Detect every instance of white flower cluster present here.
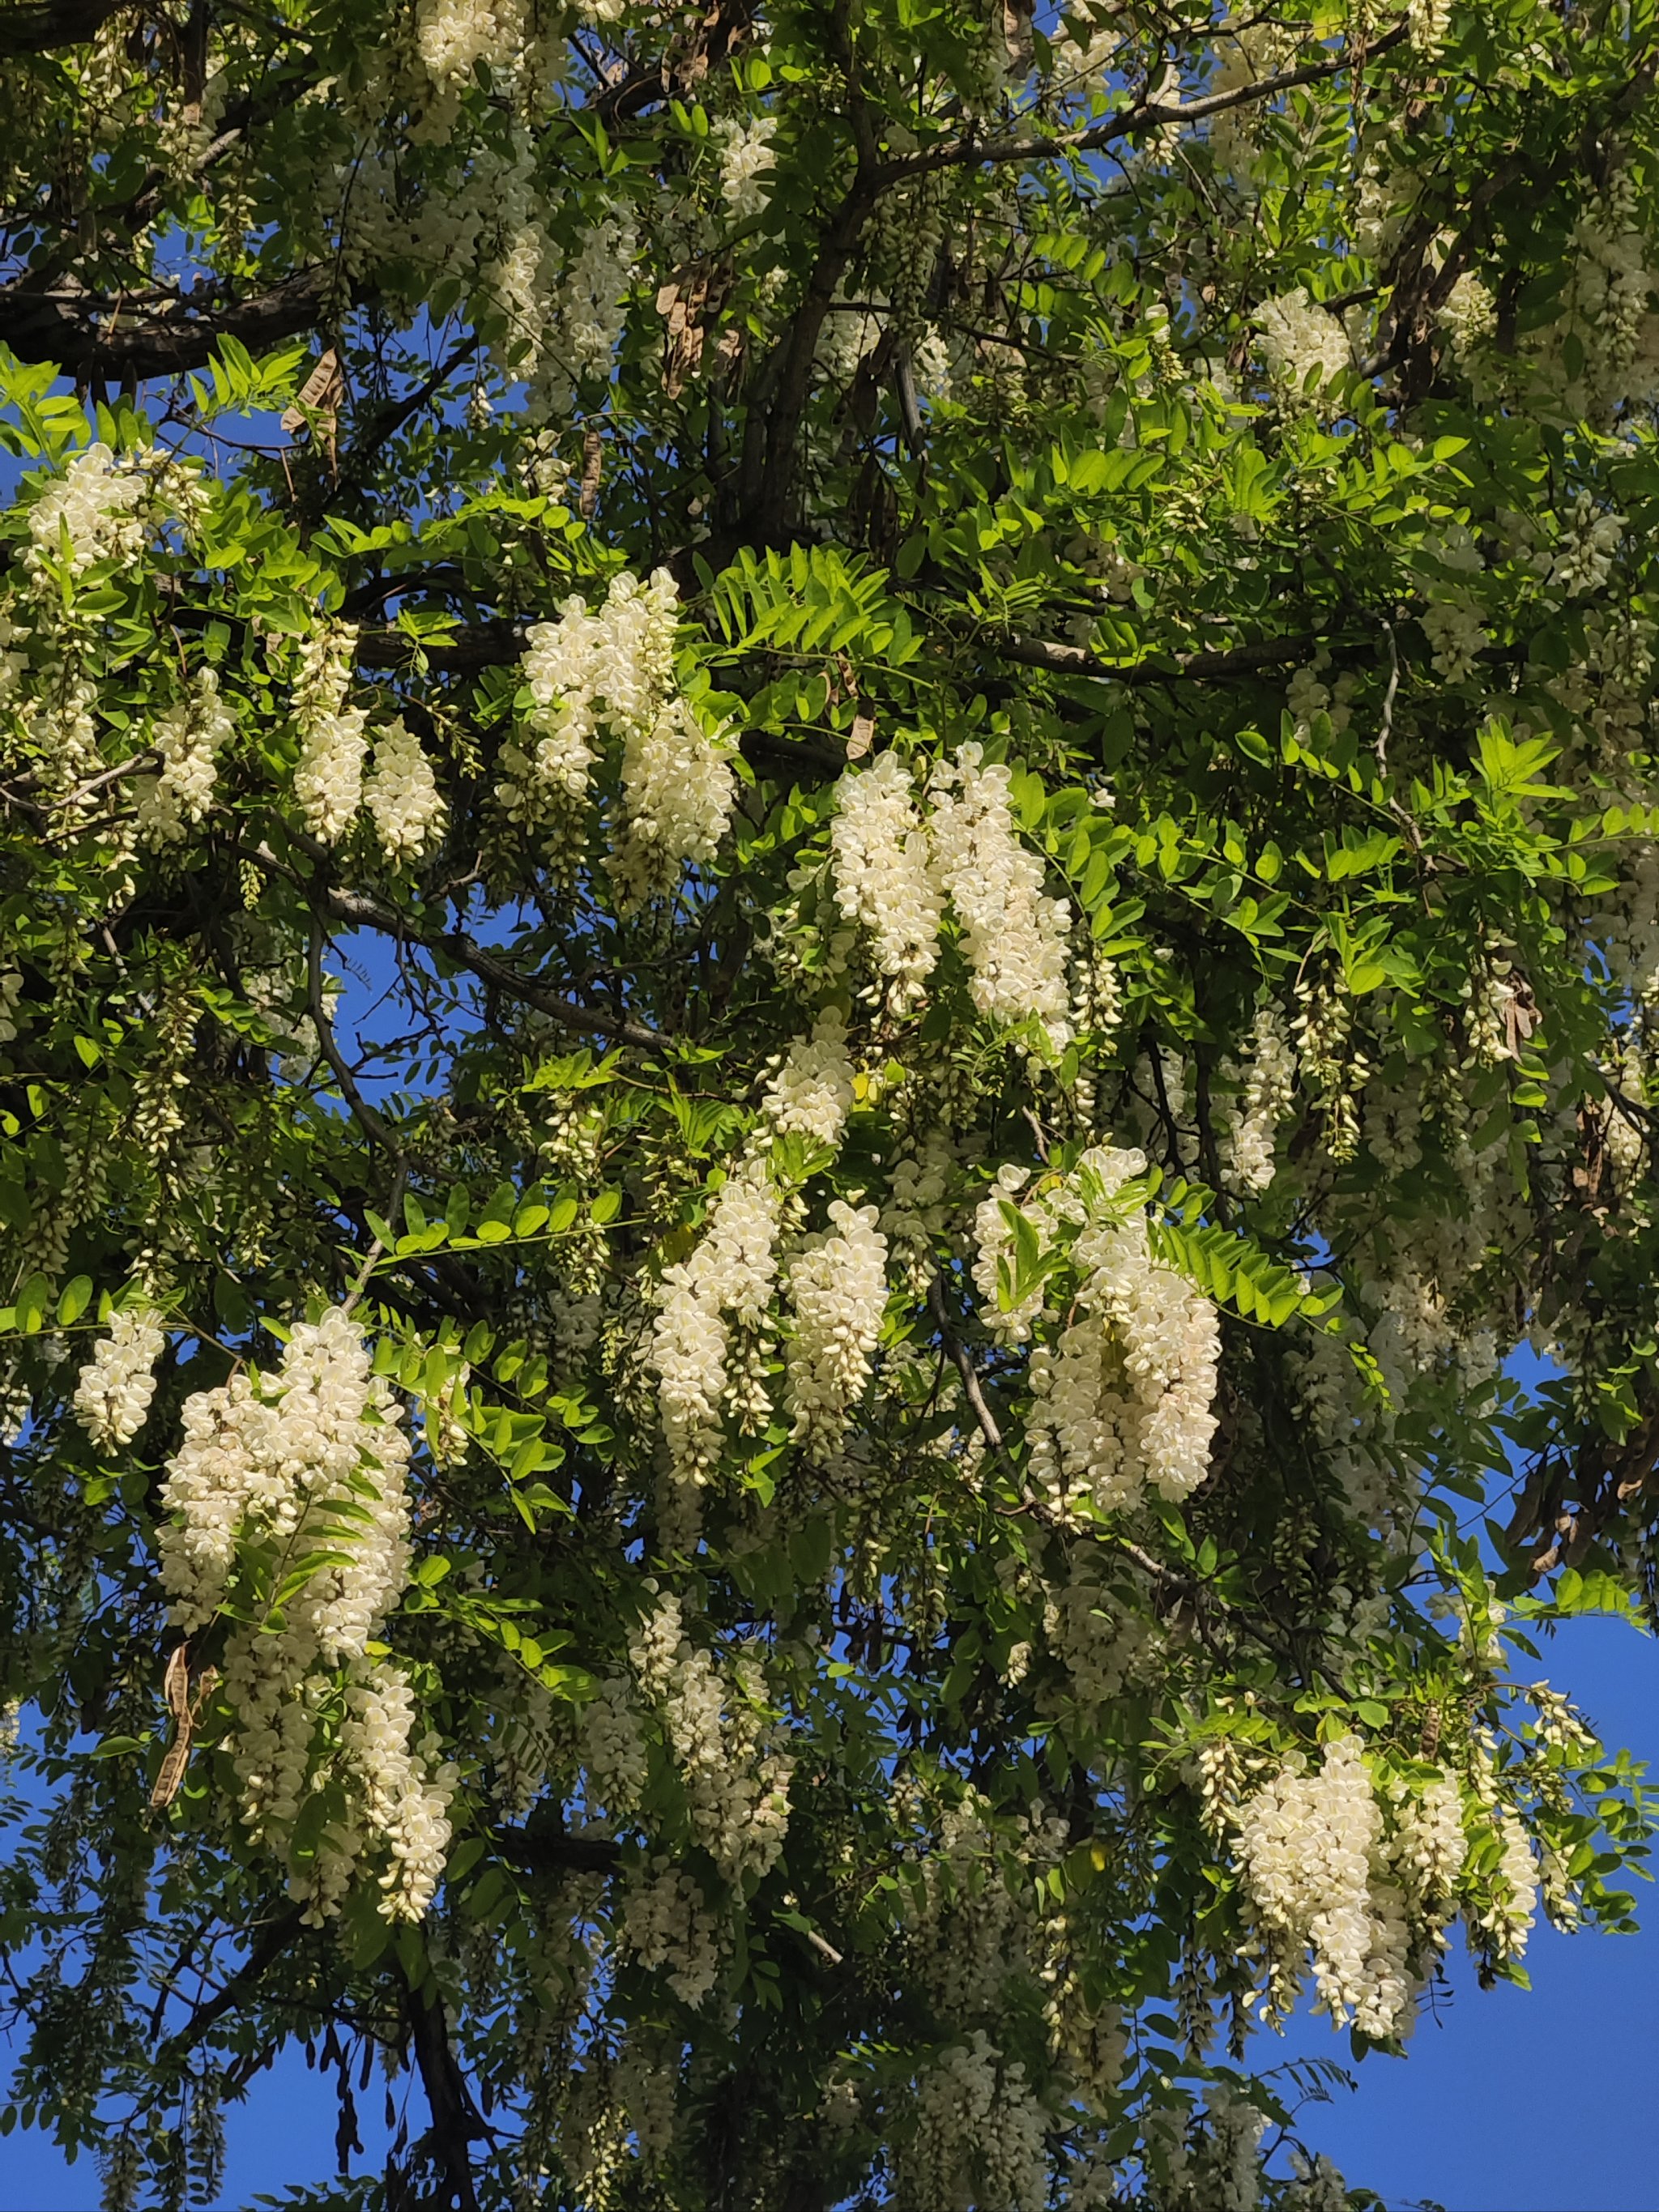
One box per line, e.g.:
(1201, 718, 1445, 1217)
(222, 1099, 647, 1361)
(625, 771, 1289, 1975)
(1235, 1736, 1469, 2039)
(650, 1156, 784, 1481)
(615, 2035, 677, 2166)
(497, 569, 680, 863)
(1256, 289, 1349, 393)
(1439, 271, 1498, 364)
(1206, 19, 1295, 182)
(340, 1664, 457, 1920)
(828, 750, 944, 1003)
(292, 624, 367, 842)
(1548, 492, 1625, 597)
(23, 442, 185, 586)
(972, 1162, 1060, 1346)
(1548, 165, 1659, 417)
(538, 209, 639, 415)
(1283, 2152, 1353, 2212)
(582, 1673, 650, 1813)
(905, 2033, 1047, 2212)
(1222, 1004, 1297, 1194)
(414, 0, 529, 85)
(928, 745, 1072, 1047)
(676, 1651, 791, 1878)
(761, 1007, 855, 1148)
(627, 1596, 793, 1877)
(621, 1857, 727, 2006)
(1235, 1735, 1401, 2032)
(913, 1792, 1055, 2017)
(1421, 591, 1488, 683)
(365, 716, 446, 863)
(134, 668, 233, 846)
(815, 285, 889, 385)
(1163, 2084, 1269, 2212)
(1396, 1775, 1467, 1907)
(72, 1306, 165, 1449)
(159, 1309, 452, 1921)
(1469, 1811, 1538, 1964)
(999, 1147, 1220, 1514)
(611, 696, 736, 906)
(785, 1200, 889, 1456)
(1407, 0, 1453, 46)
(716, 113, 778, 223)
(159, 1307, 409, 1652)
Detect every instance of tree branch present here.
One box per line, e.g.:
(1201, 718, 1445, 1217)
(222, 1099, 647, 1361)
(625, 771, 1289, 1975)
(996, 631, 1320, 684)
(307, 913, 399, 1154)
(491, 1825, 622, 1876)
(881, 21, 1410, 185)
(156, 1906, 307, 2066)
(0, 0, 128, 56)
(0, 265, 340, 380)
(403, 1971, 485, 2212)
(928, 1272, 1017, 1478)
(249, 842, 667, 1051)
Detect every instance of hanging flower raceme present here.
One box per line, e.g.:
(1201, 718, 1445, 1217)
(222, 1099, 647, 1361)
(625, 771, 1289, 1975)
(785, 1200, 889, 1457)
(761, 1008, 856, 1150)
(292, 624, 367, 843)
(627, 1595, 793, 1882)
(1232, 1736, 1475, 2041)
(1256, 288, 1349, 393)
(829, 750, 943, 1003)
(611, 695, 736, 906)
(496, 567, 680, 871)
(1221, 1004, 1298, 1196)
(650, 1156, 786, 1484)
(928, 745, 1073, 1049)
(73, 1306, 165, 1449)
(975, 1146, 1220, 1514)
(157, 1306, 410, 1651)
(23, 442, 200, 595)
(134, 667, 233, 847)
(156, 1308, 453, 1922)
(365, 714, 446, 864)
(716, 114, 778, 223)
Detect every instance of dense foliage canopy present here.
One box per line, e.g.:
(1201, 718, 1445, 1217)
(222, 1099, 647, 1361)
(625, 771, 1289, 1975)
(3, 0, 1659, 2206)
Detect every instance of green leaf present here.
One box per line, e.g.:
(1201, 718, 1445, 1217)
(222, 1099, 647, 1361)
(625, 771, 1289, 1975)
(15, 1274, 49, 1334)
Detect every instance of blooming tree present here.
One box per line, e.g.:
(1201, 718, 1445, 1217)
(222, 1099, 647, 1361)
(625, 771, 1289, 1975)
(2, 2, 1658, 2208)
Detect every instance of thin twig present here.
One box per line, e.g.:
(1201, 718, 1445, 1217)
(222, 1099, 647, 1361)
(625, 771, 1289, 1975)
(306, 915, 397, 1154)
(927, 1272, 1015, 1475)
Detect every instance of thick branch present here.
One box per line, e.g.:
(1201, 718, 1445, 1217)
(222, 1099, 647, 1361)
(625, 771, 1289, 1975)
(354, 620, 525, 673)
(996, 632, 1320, 684)
(491, 1825, 623, 1876)
(0, 266, 339, 379)
(589, 0, 760, 126)
(0, 0, 127, 55)
(403, 1973, 484, 2212)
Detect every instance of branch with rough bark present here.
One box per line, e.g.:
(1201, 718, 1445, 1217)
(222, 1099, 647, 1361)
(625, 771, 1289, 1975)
(403, 1970, 486, 2212)
(996, 632, 1324, 684)
(0, 266, 343, 381)
(0, 0, 128, 56)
